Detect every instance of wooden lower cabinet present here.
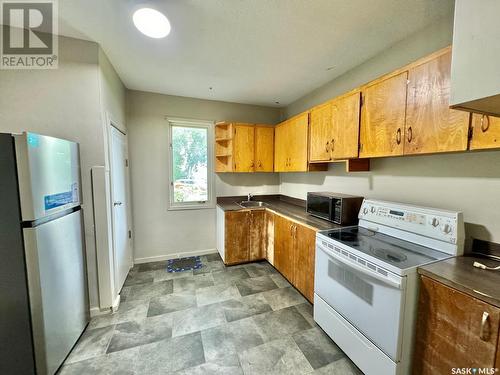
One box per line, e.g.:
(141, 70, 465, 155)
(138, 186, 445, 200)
(222, 209, 316, 303)
(273, 213, 316, 303)
(413, 275, 500, 374)
(248, 210, 266, 261)
(293, 224, 316, 303)
(265, 210, 275, 266)
(224, 211, 250, 264)
(224, 210, 266, 265)
(274, 214, 295, 282)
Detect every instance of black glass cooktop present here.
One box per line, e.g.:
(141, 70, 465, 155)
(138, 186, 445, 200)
(322, 226, 450, 271)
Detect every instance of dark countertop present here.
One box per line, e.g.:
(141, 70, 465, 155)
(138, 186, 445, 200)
(217, 195, 343, 231)
(418, 255, 500, 308)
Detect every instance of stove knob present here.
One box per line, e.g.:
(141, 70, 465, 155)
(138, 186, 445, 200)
(442, 224, 452, 234)
(363, 207, 369, 215)
(430, 218, 440, 227)
(370, 206, 376, 214)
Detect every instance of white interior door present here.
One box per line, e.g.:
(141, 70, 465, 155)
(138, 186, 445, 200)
(110, 126, 132, 292)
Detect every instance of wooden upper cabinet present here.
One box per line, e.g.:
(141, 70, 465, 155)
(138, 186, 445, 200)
(470, 114, 500, 150)
(310, 102, 334, 162)
(414, 275, 500, 374)
(215, 122, 234, 173)
(309, 91, 361, 162)
(254, 125, 274, 172)
(360, 72, 408, 158)
(215, 122, 274, 173)
(288, 112, 309, 171)
(224, 211, 250, 265)
(274, 122, 288, 172)
(233, 124, 255, 172)
(293, 224, 316, 303)
(405, 49, 470, 155)
(274, 112, 309, 172)
(332, 92, 361, 159)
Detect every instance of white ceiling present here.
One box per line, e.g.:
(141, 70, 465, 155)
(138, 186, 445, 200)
(58, 0, 454, 107)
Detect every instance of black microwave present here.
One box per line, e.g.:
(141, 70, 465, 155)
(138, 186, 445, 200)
(306, 192, 364, 225)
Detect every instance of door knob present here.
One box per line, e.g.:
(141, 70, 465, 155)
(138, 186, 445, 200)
(114, 201, 123, 206)
(481, 115, 490, 133)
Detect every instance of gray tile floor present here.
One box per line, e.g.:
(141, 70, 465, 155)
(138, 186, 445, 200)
(60, 254, 363, 374)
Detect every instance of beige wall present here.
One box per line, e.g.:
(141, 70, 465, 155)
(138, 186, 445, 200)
(0, 36, 103, 309)
(0, 35, 127, 312)
(285, 16, 454, 118)
(280, 16, 500, 245)
(98, 48, 127, 130)
(280, 152, 500, 245)
(127, 90, 281, 262)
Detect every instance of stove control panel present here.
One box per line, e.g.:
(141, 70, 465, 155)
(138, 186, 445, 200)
(359, 199, 464, 247)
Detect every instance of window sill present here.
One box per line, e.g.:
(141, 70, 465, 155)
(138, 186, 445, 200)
(167, 202, 216, 211)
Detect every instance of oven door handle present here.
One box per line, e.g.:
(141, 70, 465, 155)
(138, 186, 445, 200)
(319, 244, 404, 290)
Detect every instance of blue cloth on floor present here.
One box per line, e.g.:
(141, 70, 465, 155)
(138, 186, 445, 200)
(167, 256, 202, 272)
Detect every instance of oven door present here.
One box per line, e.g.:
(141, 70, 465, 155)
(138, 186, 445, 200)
(306, 194, 332, 221)
(315, 240, 406, 361)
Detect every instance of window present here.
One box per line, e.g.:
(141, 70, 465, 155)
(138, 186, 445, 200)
(167, 118, 214, 210)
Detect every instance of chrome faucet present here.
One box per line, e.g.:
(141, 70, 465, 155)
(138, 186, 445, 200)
(247, 193, 254, 201)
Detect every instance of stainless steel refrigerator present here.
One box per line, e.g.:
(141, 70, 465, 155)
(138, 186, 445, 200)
(0, 132, 89, 375)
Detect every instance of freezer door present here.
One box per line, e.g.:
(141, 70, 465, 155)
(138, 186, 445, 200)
(15, 132, 81, 221)
(23, 210, 89, 375)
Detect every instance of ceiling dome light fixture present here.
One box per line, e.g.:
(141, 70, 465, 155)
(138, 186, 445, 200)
(133, 8, 171, 38)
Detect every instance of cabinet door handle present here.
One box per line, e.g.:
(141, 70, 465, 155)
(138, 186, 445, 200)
(326, 141, 330, 153)
(407, 127, 413, 143)
(331, 139, 335, 152)
(481, 115, 490, 133)
(480, 311, 490, 341)
(396, 128, 402, 145)
(289, 224, 293, 235)
(294, 225, 297, 238)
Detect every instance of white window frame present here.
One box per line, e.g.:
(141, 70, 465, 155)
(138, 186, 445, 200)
(166, 117, 215, 211)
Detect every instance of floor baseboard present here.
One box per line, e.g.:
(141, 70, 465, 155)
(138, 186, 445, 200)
(89, 306, 112, 318)
(133, 248, 218, 264)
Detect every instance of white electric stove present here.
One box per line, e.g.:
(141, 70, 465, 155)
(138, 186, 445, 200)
(313, 199, 464, 375)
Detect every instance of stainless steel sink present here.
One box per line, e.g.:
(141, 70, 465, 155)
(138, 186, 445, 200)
(239, 201, 268, 208)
